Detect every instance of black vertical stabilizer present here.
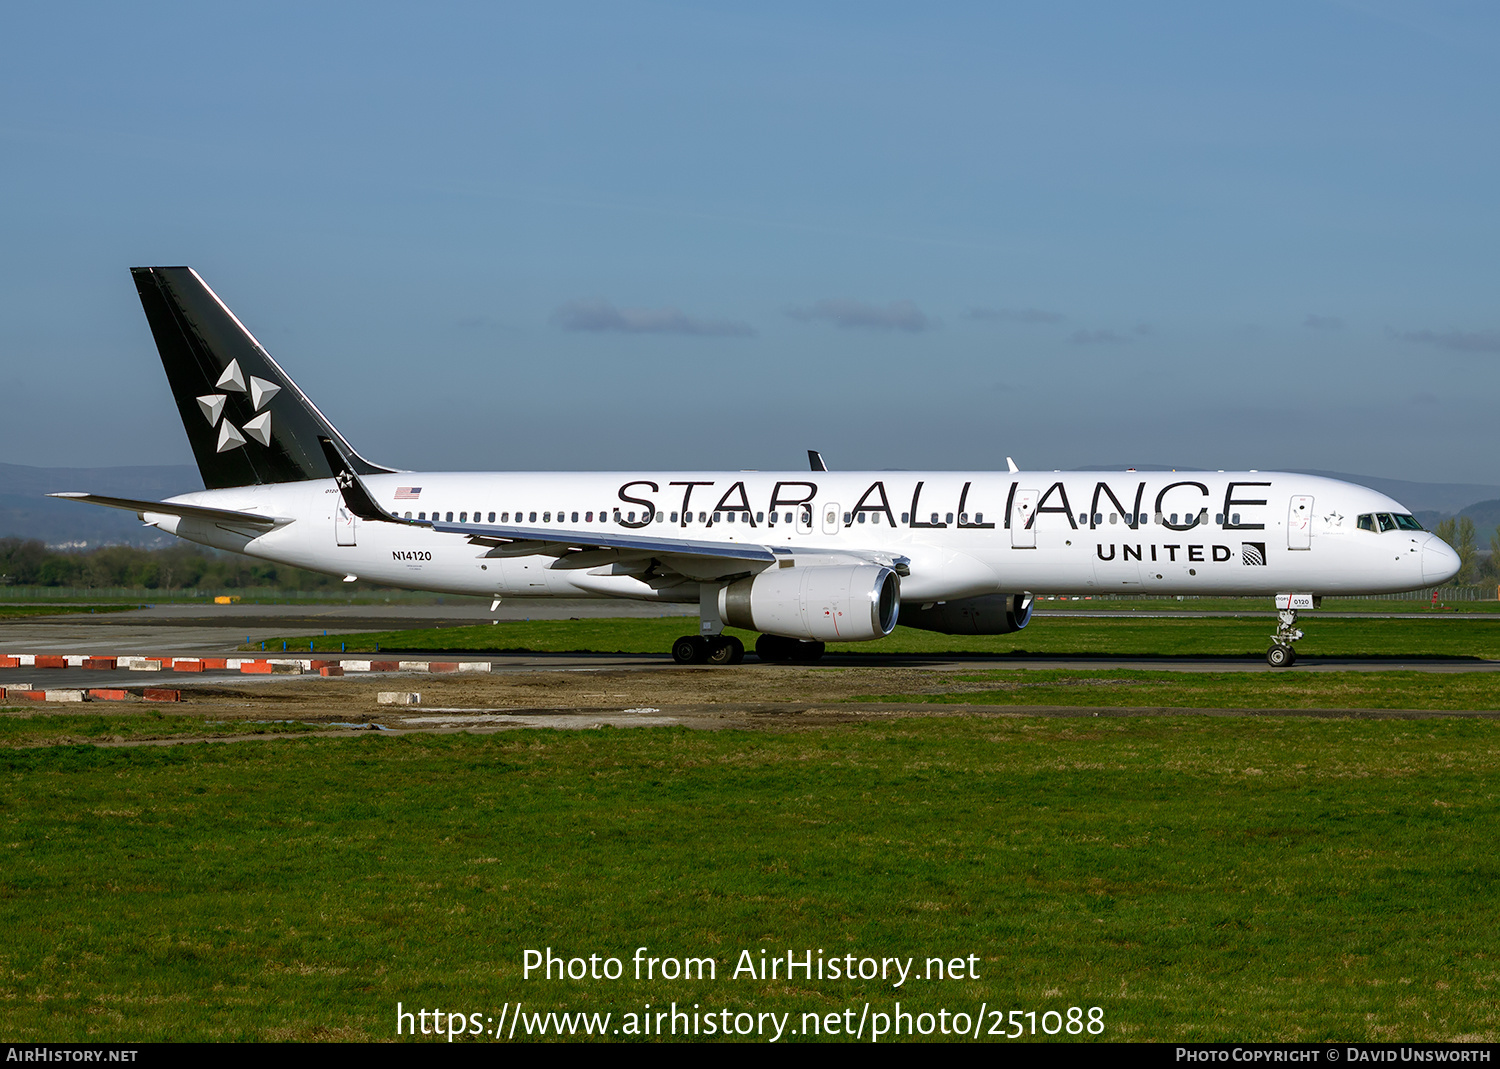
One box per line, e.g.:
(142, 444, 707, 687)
(131, 267, 394, 489)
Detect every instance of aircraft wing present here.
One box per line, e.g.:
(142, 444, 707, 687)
(430, 517, 779, 564)
(432, 518, 910, 580)
(48, 493, 290, 529)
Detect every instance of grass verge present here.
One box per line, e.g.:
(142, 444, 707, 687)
(854, 668, 1500, 711)
(250, 615, 1500, 660)
(0, 711, 332, 747)
(1, 718, 1497, 1041)
(0, 604, 137, 619)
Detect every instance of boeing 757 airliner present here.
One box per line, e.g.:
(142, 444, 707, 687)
(54, 268, 1461, 667)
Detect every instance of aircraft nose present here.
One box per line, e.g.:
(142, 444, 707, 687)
(1422, 535, 1461, 586)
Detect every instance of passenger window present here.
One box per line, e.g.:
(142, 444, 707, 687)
(529, 512, 537, 523)
(670, 511, 678, 523)
(418, 512, 426, 520)
(756, 512, 764, 523)
(1231, 513, 1240, 525)
(856, 513, 866, 523)
(1109, 513, 1118, 525)
(1093, 513, 1102, 525)
(930, 513, 940, 524)
(714, 512, 722, 523)
(487, 512, 495, 522)
(700, 512, 707, 523)
(1170, 513, 1178, 525)
(901, 512, 910, 524)
(945, 513, 954, 524)
(843, 512, 851, 524)
(404, 511, 412, 519)
(975, 512, 984, 523)
(1078, 513, 1087, 524)
(571, 512, 579, 522)
(727, 512, 735, 524)
(586, 512, 593, 522)
(742, 512, 750, 523)
(543, 512, 551, 523)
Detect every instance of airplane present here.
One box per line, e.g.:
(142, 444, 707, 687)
(53, 267, 1462, 668)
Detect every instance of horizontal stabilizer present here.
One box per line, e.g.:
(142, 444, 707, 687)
(48, 493, 288, 529)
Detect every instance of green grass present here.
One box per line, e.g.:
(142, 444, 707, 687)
(0, 604, 136, 619)
(856, 669, 1500, 711)
(255, 615, 1500, 659)
(1036, 596, 1500, 613)
(1, 718, 1498, 1042)
(0, 711, 330, 747)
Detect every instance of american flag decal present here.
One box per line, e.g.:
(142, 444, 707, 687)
(395, 487, 422, 500)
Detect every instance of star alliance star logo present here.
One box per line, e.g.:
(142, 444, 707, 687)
(196, 359, 280, 453)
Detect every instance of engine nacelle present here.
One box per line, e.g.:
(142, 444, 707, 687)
(720, 564, 900, 642)
(901, 593, 1033, 635)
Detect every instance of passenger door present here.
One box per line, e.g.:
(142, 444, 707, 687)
(1288, 495, 1313, 550)
(1011, 490, 1038, 548)
(335, 505, 357, 547)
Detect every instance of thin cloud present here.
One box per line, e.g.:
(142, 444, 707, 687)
(786, 298, 930, 332)
(1392, 328, 1500, 354)
(965, 306, 1066, 325)
(552, 299, 756, 337)
(1304, 314, 1344, 330)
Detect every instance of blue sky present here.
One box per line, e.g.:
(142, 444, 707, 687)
(2, 1, 1498, 482)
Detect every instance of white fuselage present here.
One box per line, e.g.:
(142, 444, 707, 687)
(149, 469, 1460, 604)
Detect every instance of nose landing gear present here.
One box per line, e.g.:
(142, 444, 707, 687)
(1267, 607, 1304, 667)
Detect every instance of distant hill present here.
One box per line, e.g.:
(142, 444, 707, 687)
(0, 463, 202, 547)
(1289, 471, 1500, 516)
(1076, 464, 1500, 517)
(1458, 500, 1500, 540)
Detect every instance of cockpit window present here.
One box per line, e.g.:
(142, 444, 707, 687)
(1394, 514, 1423, 531)
(1357, 514, 1375, 532)
(1377, 513, 1397, 532)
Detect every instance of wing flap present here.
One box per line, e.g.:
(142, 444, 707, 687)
(430, 518, 777, 564)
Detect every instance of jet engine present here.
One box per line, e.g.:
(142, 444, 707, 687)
(901, 593, 1033, 635)
(719, 564, 900, 642)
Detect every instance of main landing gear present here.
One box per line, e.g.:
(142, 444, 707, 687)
(670, 582, 824, 666)
(1266, 607, 1305, 668)
(671, 634, 745, 665)
(668, 633, 827, 665)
